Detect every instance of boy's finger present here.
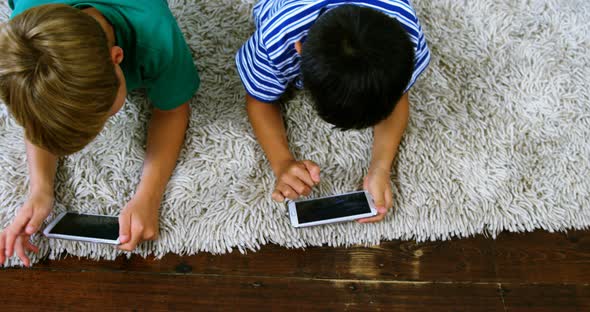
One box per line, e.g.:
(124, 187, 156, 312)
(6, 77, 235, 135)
(4, 229, 18, 258)
(283, 176, 310, 196)
(9, 211, 31, 234)
(363, 176, 369, 190)
(25, 237, 39, 253)
(371, 189, 386, 211)
(301, 186, 312, 197)
(384, 189, 393, 210)
(291, 166, 315, 188)
(119, 238, 138, 252)
(302, 161, 321, 183)
(0, 232, 6, 264)
(120, 220, 143, 251)
(26, 242, 39, 253)
(15, 239, 30, 267)
(271, 190, 285, 202)
(25, 212, 47, 235)
(120, 235, 141, 251)
(277, 184, 298, 201)
(357, 213, 386, 224)
(118, 213, 131, 244)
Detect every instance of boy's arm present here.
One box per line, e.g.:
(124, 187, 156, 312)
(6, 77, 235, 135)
(118, 102, 190, 251)
(246, 95, 320, 202)
(0, 140, 56, 266)
(359, 93, 410, 223)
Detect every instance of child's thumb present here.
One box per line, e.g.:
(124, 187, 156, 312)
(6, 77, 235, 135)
(303, 160, 321, 182)
(25, 214, 45, 235)
(118, 214, 131, 243)
(371, 192, 386, 212)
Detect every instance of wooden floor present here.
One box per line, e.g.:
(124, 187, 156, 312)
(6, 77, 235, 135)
(2, 230, 590, 311)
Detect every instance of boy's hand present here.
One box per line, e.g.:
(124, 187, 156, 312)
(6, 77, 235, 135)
(0, 234, 39, 268)
(358, 168, 392, 223)
(118, 195, 160, 251)
(272, 160, 321, 202)
(0, 192, 53, 266)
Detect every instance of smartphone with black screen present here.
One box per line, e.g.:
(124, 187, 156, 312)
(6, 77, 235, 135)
(43, 212, 120, 245)
(287, 191, 378, 227)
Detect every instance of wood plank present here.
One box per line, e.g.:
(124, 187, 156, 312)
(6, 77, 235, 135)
(28, 231, 590, 283)
(501, 284, 590, 312)
(493, 230, 590, 283)
(19, 230, 590, 284)
(0, 270, 504, 311)
(30, 235, 497, 282)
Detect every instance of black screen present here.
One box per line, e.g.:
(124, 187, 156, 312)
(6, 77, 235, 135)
(295, 191, 371, 224)
(49, 213, 119, 240)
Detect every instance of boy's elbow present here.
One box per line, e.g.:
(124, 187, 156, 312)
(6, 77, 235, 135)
(178, 102, 191, 117)
(155, 102, 190, 115)
(245, 93, 261, 112)
(177, 103, 191, 125)
(245, 93, 259, 107)
(153, 102, 191, 126)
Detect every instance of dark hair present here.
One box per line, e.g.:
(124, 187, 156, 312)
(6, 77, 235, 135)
(301, 5, 415, 130)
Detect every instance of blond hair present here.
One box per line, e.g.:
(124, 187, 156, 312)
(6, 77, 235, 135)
(0, 4, 119, 156)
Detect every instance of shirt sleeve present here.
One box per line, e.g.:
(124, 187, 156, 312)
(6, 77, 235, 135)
(235, 29, 287, 103)
(404, 20, 431, 93)
(144, 21, 200, 110)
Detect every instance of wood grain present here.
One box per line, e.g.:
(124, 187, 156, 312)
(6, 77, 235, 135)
(30, 236, 497, 281)
(3, 230, 590, 311)
(0, 270, 503, 311)
(28, 230, 590, 284)
(493, 231, 590, 283)
(501, 284, 590, 312)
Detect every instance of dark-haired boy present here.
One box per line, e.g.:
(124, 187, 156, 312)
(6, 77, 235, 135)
(236, 0, 430, 223)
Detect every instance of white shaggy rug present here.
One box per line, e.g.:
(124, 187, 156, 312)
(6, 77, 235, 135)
(1, 0, 589, 267)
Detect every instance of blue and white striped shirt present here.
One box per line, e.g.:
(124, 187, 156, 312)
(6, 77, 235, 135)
(235, 0, 431, 103)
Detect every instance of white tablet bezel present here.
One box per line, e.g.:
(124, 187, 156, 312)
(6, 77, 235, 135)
(288, 190, 378, 228)
(43, 212, 121, 245)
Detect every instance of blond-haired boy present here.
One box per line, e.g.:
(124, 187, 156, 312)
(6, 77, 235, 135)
(0, 1, 200, 266)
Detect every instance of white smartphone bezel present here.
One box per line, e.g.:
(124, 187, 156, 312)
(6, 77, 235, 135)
(287, 190, 378, 228)
(43, 212, 121, 245)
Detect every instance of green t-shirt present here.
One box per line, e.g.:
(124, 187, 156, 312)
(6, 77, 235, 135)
(9, 0, 200, 110)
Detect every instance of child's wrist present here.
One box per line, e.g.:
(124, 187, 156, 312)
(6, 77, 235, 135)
(27, 189, 54, 206)
(270, 156, 296, 176)
(368, 162, 392, 174)
(29, 182, 54, 198)
(134, 187, 163, 209)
